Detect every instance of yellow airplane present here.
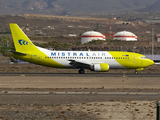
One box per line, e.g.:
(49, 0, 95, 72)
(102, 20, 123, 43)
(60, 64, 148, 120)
(9, 23, 154, 74)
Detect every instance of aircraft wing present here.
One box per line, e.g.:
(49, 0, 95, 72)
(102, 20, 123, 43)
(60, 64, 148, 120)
(68, 59, 106, 69)
(68, 60, 92, 69)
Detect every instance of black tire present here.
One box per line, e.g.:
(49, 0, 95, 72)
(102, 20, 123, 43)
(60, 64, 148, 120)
(135, 71, 138, 74)
(78, 70, 85, 74)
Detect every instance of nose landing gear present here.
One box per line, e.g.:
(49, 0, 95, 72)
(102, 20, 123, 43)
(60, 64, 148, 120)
(135, 71, 138, 74)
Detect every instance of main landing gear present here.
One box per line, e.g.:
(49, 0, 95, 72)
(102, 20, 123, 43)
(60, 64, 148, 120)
(135, 71, 138, 74)
(78, 68, 85, 74)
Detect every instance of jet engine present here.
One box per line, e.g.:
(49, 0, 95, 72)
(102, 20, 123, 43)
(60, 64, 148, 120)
(93, 63, 109, 72)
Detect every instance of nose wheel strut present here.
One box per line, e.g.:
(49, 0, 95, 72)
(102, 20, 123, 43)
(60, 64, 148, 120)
(135, 71, 138, 74)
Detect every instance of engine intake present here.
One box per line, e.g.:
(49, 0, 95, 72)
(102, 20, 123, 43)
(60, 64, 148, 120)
(93, 63, 109, 72)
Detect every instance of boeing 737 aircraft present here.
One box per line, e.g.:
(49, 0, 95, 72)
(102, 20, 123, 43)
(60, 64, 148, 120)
(9, 23, 154, 74)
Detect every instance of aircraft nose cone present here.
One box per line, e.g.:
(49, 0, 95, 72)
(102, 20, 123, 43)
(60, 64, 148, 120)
(147, 59, 154, 66)
(150, 60, 154, 65)
(143, 59, 154, 67)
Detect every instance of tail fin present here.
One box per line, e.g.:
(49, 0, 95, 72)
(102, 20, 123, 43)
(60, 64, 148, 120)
(10, 23, 38, 53)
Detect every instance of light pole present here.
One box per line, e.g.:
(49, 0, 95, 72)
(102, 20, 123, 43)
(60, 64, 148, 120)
(152, 27, 154, 60)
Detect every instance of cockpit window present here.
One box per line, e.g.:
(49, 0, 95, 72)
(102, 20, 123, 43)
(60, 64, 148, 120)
(141, 56, 147, 59)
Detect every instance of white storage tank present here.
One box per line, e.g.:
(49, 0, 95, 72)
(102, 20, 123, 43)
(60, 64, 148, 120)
(157, 34, 160, 42)
(81, 31, 106, 44)
(114, 31, 137, 41)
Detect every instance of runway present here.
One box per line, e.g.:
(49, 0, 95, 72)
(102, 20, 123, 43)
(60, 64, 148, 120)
(1, 90, 160, 96)
(0, 73, 160, 77)
(1, 84, 160, 101)
(0, 73, 160, 119)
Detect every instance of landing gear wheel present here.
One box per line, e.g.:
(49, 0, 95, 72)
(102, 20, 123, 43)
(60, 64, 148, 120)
(135, 71, 138, 74)
(78, 69, 85, 74)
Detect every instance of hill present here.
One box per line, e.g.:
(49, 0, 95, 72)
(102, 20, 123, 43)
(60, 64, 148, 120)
(0, 0, 157, 15)
(141, 0, 160, 12)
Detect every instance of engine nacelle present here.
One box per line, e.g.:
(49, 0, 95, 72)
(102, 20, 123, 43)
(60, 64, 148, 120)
(93, 63, 109, 72)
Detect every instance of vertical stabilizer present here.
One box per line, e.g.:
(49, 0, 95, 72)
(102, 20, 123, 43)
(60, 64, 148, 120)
(10, 23, 38, 53)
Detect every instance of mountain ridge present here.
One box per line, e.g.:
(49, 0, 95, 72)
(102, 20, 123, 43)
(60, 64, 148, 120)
(0, 0, 158, 15)
(141, 0, 160, 12)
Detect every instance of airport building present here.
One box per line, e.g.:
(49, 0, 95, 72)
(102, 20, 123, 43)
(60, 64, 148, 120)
(81, 31, 106, 44)
(114, 31, 137, 41)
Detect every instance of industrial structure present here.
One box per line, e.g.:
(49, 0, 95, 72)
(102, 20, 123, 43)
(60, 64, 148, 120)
(114, 31, 137, 41)
(157, 34, 160, 42)
(81, 31, 106, 44)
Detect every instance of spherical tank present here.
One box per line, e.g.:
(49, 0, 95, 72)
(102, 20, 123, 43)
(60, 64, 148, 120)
(157, 34, 160, 42)
(81, 31, 106, 44)
(114, 31, 137, 41)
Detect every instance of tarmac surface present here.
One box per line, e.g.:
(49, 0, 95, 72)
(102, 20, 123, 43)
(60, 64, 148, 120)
(0, 73, 160, 77)
(0, 75, 160, 119)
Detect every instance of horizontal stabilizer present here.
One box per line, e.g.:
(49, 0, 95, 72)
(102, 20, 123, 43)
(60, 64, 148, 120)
(8, 50, 27, 55)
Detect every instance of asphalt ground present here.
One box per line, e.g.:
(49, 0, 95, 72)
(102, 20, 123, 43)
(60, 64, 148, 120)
(0, 73, 160, 77)
(0, 75, 160, 119)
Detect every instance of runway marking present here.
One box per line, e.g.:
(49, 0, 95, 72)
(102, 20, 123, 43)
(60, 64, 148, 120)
(0, 73, 160, 77)
(1, 91, 160, 95)
(21, 75, 26, 77)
